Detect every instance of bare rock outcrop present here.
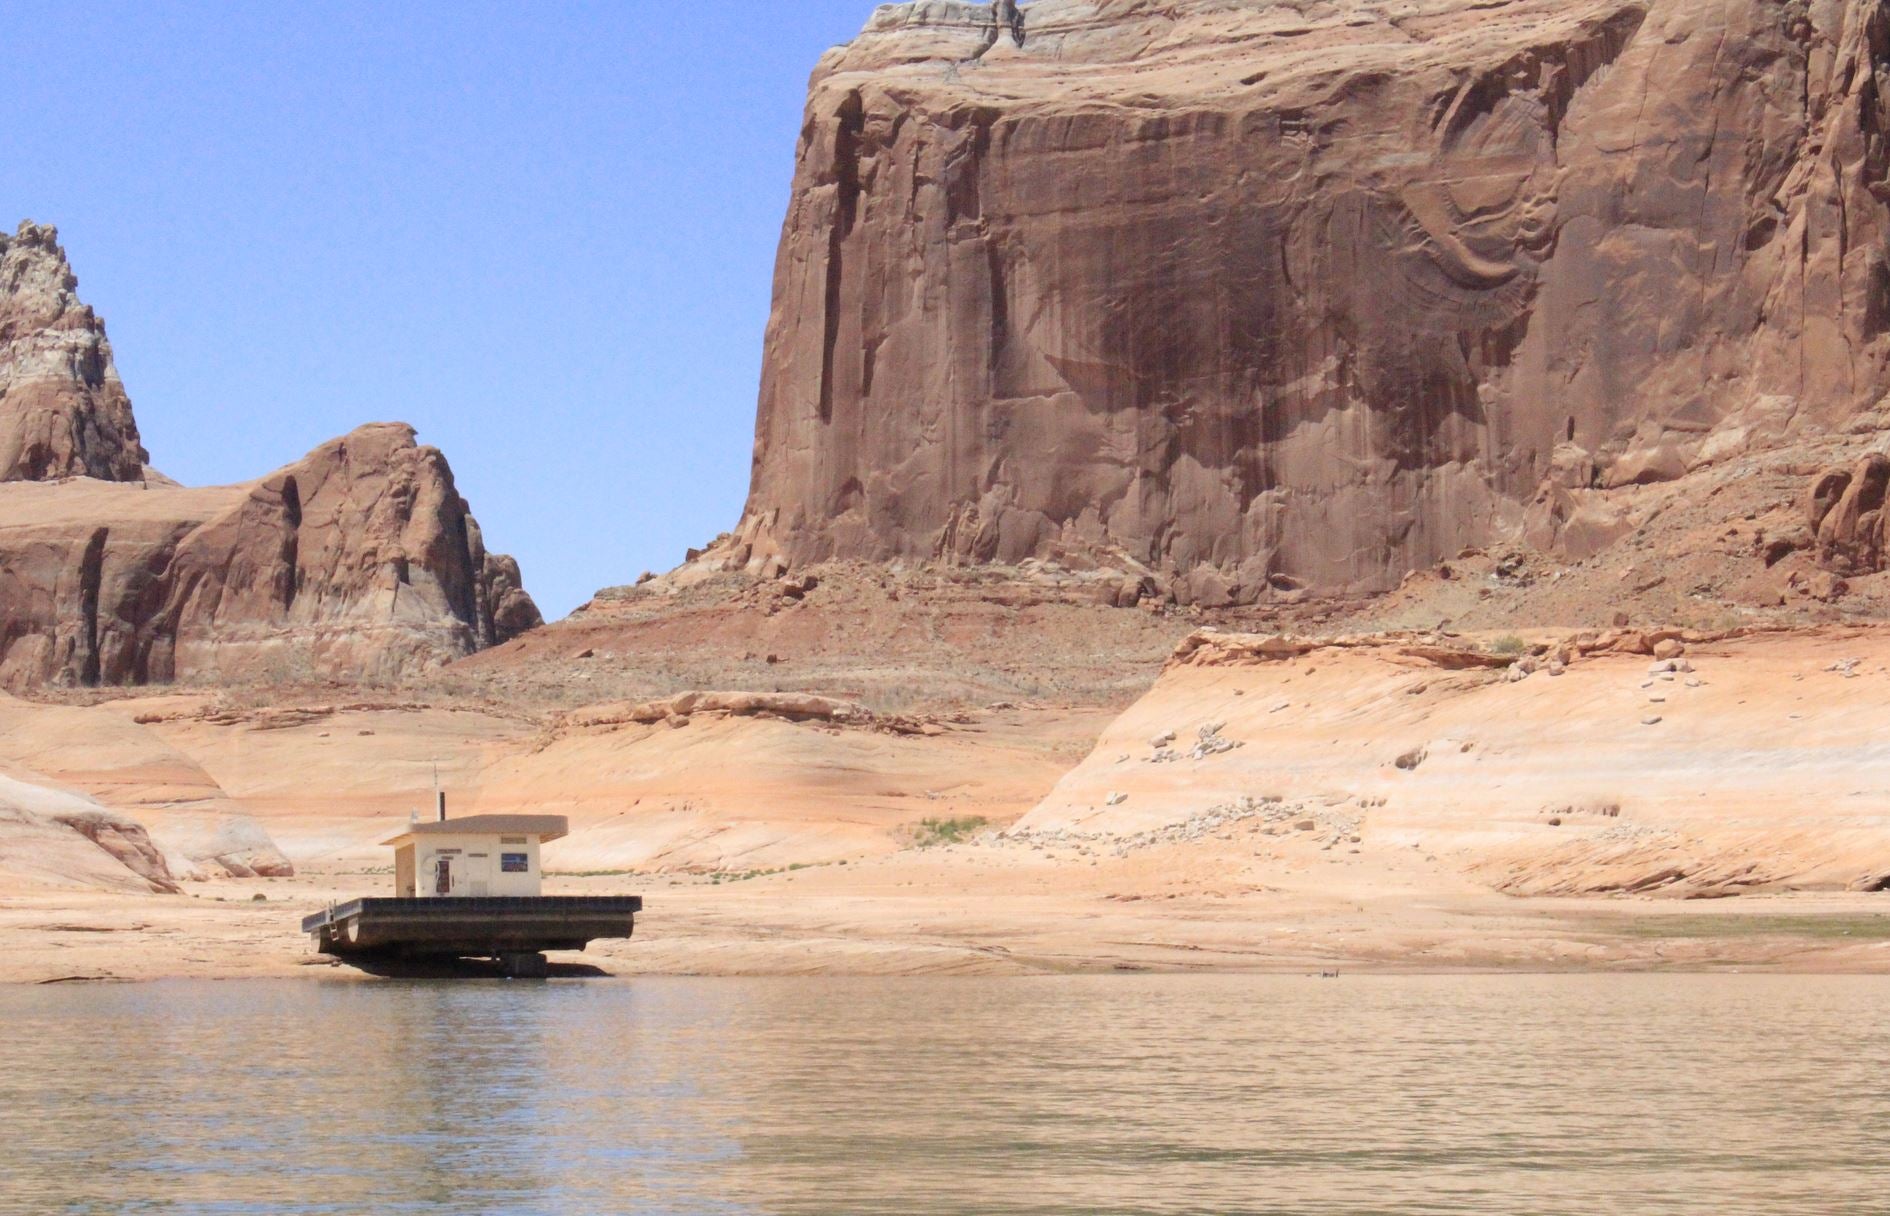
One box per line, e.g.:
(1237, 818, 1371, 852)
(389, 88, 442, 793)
(1807, 452, 1890, 574)
(50, 805, 180, 892)
(0, 221, 147, 482)
(567, 689, 869, 730)
(1020, 624, 1890, 897)
(0, 773, 178, 894)
(161, 422, 543, 676)
(735, 0, 1890, 603)
(0, 222, 540, 689)
(0, 423, 542, 688)
(0, 692, 294, 878)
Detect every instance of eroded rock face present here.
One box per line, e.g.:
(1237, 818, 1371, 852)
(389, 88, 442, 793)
(0, 773, 179, 894)
(162, 422, 544, 679)
(0, 692, 296, 879)
(1807, 452, 1890, 573)
(0, 423, 543, 688)
(0, 221, 540, 689)
(0, 221, 147, 483)
(52, 806, 181, 893)
(737, 0, 1890, 603)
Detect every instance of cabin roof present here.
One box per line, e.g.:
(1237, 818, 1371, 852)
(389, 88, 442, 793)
(382, 814, 569, 846)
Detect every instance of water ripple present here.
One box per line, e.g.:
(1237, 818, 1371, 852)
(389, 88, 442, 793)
(0, 975, 1885, 1215)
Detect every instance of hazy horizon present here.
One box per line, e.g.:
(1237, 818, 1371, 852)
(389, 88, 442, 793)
(3, 0, 889, 618)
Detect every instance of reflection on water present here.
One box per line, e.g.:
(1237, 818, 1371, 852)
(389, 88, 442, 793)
(1, 975, 1886, 1214)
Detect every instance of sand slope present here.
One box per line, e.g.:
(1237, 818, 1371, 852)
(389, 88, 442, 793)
(463, 701, 1112, 871)
(1019, 629, 1890, 898)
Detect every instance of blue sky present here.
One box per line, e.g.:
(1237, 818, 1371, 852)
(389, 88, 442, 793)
(1, 0, 884, 618)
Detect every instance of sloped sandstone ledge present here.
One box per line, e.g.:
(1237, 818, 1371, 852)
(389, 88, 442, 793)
(0, 773, 178, 895)
(553, 689, 957, 742)
(1021, 623, 1890, 899)
(0, 693, 294, 879)
(1165, 623, 1768, 672)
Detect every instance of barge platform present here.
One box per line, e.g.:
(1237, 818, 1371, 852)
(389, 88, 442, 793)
(303, 896, 641, 977)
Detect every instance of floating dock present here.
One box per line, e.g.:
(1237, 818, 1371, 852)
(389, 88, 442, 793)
(303, 895, 641, 977)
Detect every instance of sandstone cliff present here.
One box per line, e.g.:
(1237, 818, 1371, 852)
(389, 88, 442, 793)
(0, 222, 147, 482)
(0, 423, 542, 688)
(735, 0, 1890, 604)
(0, 222, 541, 688)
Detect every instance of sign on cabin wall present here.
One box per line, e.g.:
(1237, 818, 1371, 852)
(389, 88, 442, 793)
(501, 853, 529, 873)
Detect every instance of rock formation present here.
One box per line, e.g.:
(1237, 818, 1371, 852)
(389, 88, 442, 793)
(735, 0, 1890, 604)
(1808, 452, 1890, 574)
(0, 222, 541, 688)
(0, 773, 179, 894)
(1019, 626, 1890, 897)
(0, 222, 147, 482)
(0, 690, 294, 878)
(975, 0, 1025, 58)
(0, 423, 543, 688)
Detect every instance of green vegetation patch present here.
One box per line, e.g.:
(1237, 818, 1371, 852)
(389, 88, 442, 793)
(712, 862, 818, 884)
(906, 816, 990, 848)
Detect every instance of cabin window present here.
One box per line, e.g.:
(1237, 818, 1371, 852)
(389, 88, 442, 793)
(501, 836, 527, 844)
(501, 853, 530, 873)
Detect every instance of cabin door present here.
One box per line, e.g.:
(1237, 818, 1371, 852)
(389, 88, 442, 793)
(395, 844, 416, 898)
(465, 853, 490, 897)
(434, 855, 453, 896)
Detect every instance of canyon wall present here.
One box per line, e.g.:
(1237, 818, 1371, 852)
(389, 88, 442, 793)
(0, 224, 540, 688)
(735, 0, 1890, 603)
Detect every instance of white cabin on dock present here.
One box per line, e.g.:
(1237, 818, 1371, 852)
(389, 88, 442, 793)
(382, 814, 568, 899)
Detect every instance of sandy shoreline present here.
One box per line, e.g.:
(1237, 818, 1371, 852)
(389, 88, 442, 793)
(7, 856, 1889, 984)
(10, 627, 1890, 986)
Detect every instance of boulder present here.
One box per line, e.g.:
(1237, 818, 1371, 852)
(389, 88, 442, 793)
(1809, 453, 1890, 574)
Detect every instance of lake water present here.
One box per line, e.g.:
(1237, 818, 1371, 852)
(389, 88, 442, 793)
(1, 975, 1885, 1215)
